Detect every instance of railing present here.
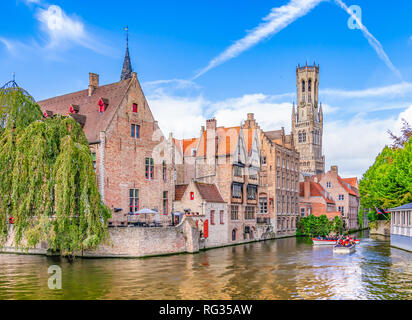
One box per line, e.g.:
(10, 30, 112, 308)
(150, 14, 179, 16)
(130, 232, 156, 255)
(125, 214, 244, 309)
(257, 217, 271, 224)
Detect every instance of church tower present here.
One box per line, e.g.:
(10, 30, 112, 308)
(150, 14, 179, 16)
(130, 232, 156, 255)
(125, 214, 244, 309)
(292, 62, 325, 176)
(121, 27, 133, 81)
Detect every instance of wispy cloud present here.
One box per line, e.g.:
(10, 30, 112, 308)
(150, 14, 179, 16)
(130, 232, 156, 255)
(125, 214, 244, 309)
(1, 3, 114, 58)
(193, 0, 325, 79)
(334, 0, 402, 80)
(320, 82, 412, 98)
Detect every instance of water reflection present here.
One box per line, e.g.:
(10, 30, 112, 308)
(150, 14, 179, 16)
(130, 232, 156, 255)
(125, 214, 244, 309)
(0, 232, 411, 300)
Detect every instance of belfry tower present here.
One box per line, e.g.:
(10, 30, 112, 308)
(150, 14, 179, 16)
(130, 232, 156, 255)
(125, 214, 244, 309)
(292, 62, 325, 176)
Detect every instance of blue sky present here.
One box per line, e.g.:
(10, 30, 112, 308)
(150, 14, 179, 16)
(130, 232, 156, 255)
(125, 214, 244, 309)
(1, 0, 412, 178)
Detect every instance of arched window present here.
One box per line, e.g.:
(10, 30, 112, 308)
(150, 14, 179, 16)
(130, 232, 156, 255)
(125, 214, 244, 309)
(308, 79, 312, 92)
(298, 131, 302, 143)
(302, 80, 306, 93)
(302, 131, 307, 143)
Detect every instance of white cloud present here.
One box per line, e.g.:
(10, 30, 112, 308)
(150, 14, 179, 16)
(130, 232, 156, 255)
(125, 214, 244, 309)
(334, 0, 402, 80)
(193, 0, 325, 79)
(37, 5, 86, 49)
(320, 82, 412, 99)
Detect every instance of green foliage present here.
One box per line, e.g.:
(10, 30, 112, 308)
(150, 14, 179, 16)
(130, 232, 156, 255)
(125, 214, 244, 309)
(360, 137, 412, 217)
(297, 214, 342, 237)
(0, 88, 110, 256)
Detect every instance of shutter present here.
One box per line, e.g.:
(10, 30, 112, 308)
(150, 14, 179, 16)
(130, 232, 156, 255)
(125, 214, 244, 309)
(204, 219, 209, 238)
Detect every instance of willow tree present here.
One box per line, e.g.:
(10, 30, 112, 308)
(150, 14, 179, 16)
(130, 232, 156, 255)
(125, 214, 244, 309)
(0, 87, 110, 256)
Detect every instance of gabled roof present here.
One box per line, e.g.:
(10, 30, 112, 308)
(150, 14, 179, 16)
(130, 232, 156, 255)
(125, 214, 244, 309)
(343, 177, 358, 188)
(196, 126, 241, 157)
(337, 176, 358, 197)
(300, 181, 335, 204)
(174, 182, 225, 203)
(175, 185, 189, 201)
(195, 182, 225, 203)
(264, 130, 283, 141)
(38, 79, 133, 143)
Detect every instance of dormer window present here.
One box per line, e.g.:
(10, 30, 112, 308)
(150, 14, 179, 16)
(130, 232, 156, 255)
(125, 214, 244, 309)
(132, 103, 138, 113)
(98, 98, 109, 113)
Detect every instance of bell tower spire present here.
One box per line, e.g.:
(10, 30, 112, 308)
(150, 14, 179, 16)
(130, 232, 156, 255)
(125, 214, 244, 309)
(121, 26, 133, 81)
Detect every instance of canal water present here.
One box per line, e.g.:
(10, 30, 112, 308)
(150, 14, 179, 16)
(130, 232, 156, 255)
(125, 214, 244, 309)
(0, 231, 411, 300)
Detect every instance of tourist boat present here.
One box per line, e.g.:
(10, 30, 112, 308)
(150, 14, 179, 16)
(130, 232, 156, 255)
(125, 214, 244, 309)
(312, 238, 337, 246)
(333, 244, 356, 254)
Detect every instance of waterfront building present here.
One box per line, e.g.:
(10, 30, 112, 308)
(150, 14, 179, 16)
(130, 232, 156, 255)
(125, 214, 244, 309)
(37, 41, 176, 226)
(185, 117, 262, 242)
(173, 180, 228, 248)
(389, 202, 412, 252)
(299, 176, 341, 220)
(292, 63, 325, 176)
(313, 166, 360, 230)
(246, 117, 300, 238)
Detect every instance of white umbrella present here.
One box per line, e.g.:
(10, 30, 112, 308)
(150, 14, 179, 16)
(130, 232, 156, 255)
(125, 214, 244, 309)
(136, 208, 158, 225)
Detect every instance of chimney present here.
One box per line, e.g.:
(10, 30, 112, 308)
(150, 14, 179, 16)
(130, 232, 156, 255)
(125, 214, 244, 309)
(206, 119, 217, 165)
(206, 118, 217, 130)
(200, 125, 205, 136)
(331, 166, 338, 175)
(244, 113, 256, 129)
(88, 73, 99, 96)
(304, 176, 310, 199)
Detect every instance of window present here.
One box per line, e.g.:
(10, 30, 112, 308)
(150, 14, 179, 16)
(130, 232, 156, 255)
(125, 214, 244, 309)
(163, 191, 168, 214)
(308, 79, 312, 92)
(245, 206, 255, 220)
(301, 207, 305, 217)
(129, 189, 139, 213)
(338, 206, 345, 216)
(131, 124, 140, 138)
(302, 80, 306, 93)
(132, 103, 138, 113)
(261, 156, 267, 165)
(145, 158, 154, 180)
(220, 210, 224, 224)
(231, 205, 239, 221)
(249, 167, 258, 180)
(326, 182, 331, 188)
(338, 194, 345, 201)
(210, 210, 215, 225)
(234, 165, 243, 177)
(162, 161, 167, 181)
(232, 229, 237, 241)
(247, 185, 257, 200)
(302, 131, 307, 143)
(277, 156, 280, 167)
(92, 153, 96, 172)
(232, 183, 243, 199)
(259, 197, 268, 214)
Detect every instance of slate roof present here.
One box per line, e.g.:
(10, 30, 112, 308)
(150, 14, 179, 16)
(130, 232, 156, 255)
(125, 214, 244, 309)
(390, 202, 412, 211)
(38, 79, 133, 143)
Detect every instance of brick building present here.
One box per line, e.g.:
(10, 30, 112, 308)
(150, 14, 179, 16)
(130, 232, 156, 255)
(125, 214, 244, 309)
(299, 176, 341, 220)
(173, 180, 228, 248)
(176, 118, 261, 242)
(38, 43, 175, 226)
(242, 114, 300, 237)
(314, 166, 360, 230)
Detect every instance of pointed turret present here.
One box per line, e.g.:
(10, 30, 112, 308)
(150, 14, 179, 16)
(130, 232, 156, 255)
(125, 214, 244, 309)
(121, 27, 133, 81)
(319, 102, 324, 122)
(292, 102, 296, 128)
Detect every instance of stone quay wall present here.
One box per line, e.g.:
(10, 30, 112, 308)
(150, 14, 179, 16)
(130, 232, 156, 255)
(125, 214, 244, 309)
(1, 217, 200, 258)
(370, 220, 391, 236)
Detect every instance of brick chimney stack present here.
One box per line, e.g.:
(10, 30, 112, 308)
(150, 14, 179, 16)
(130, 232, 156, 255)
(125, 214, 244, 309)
(88, 73, 99, 96)
(331, 166, 338, 175)
(206, 119, 217, 165)
(304, 175, 311, 199)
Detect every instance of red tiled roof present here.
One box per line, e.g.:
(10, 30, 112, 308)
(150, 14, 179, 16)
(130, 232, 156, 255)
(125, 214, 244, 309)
(343, 177, 358, 188)
(195, 182, 225, 203)
(38, 79, 133, 143)
(175, 185, 189, 201)
(337, 176, 358, 196)
(300, 181, 335, 204)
